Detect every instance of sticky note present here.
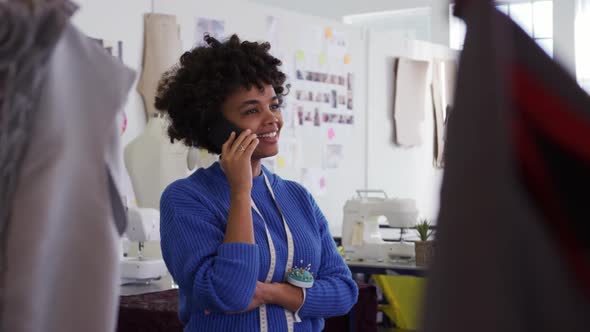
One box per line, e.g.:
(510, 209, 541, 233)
(296, 50, 305, 62)
(277, 156, 286, 168)
(328, 127, 335, 140)
(325, 27, 333, 39)
(199, 149, 209, 159)
(344, 54, 351, 64)
(319, 53, 327, 65)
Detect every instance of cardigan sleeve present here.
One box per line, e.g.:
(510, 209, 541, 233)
(159, 186, 259, 313)
(296, 192, 359, 318)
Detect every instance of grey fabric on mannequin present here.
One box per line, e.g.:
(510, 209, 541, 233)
(1, 11, 135, 332)
(0, 1, 77, 329)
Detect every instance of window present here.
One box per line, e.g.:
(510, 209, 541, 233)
(450, 1, 553, 57)
(576, 0, 590, 92)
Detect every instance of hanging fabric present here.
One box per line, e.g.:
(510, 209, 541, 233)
(0, 1, 136, 331)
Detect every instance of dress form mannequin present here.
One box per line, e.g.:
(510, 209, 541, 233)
(137, 13, 181, 117)
(125, 114, 192, 209)
(125, 13, 192, 209)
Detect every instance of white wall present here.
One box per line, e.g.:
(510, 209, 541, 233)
(554, 0, 577, 75)
(247, 0, 432, 20)
(71, 0, 368, 239)
(344, 8, 432, 41)
(255, 0, 578, 76)
(366, 30, 458, 223)
(71, 0, 151, 147)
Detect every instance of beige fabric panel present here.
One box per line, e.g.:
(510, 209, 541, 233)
(431, 60, 445, 168)
(137, 13, 182, 117)
(393, 57, 430, 147)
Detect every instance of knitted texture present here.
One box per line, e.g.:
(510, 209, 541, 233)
(160, 162, 358, 331)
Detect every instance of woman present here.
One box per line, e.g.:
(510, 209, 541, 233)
(156, 34, 358, 332)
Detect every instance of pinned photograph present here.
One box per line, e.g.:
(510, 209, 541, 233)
(324, 144, 344, 169)
(196, 18, 225, 44)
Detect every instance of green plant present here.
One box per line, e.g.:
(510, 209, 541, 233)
(414, 219, 434, 242)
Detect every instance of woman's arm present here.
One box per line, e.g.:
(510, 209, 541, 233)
(224, 189, 255, 244)
(222, 130, 258, 244)
(160, 191, 260, 313)
(264, 282, 304, 312)
(262, 190, 358, 318)
(294, 193, 359, 318)
(160, 131, 263, 314)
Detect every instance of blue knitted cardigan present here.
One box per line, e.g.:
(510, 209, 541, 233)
(160, 162, 358, 332)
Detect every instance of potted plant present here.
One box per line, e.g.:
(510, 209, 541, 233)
(414, 219, 435, 267)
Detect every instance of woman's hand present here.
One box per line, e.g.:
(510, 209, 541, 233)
(265, 282, 304, 313)
(243, 282, 304, 313)
(240, 281, 271, 312)
(220, 129, 259, 195)
(204, 282, 303, 315)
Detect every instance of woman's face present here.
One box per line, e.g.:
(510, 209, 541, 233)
(221, 83, 283, 160)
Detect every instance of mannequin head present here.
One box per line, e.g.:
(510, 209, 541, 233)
(154, 34, 288, 156)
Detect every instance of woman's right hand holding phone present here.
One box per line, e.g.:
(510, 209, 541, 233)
(220, 129, 259, 195)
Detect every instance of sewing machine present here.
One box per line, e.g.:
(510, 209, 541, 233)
(120, 206, 168, 285)
(342, 190, 419, 262)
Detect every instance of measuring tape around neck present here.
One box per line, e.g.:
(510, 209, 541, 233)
(251, 173, 297, 332)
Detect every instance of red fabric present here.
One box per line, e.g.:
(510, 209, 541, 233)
(511, 65, 590, 298)
(512, 66, 590, 163)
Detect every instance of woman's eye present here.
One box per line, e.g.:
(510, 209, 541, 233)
(270, 104, 282, 111)
(245, 108, 258, 115)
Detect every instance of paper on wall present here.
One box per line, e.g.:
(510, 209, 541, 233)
(300, 125, 323, 167)
(195, 17, 224, 44)
(432, 60, 445, 168)
(277, 156, 286, 169)
(393, 57, 430, 147)
(297, 25, 323, 53)
(323, 144, 344, 169)
(326, 28, 348, 59)
(301, 167, 327, 197)
(327, 127, 336, 141)
(278, 138, 301, 169)
(432, 59, 458, 168)
(266, 16, 280, 50)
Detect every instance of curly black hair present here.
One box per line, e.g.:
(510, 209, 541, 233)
(154, 34, 288, 154)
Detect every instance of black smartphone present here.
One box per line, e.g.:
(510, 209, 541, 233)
(207, 113, 243, 153)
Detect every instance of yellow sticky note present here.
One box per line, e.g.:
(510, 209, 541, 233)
(344, 53, 351, 64)
(198, 149, 209, 159)
(319, 53, 327, 65)
(325, 27, 333, 39)
(296, 50, 305, 62)
(277, 156, 286, 168)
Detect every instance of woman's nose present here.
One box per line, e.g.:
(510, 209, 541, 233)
(263, 107, 279, 124)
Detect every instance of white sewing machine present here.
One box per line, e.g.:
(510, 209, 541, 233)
(342, 190, 419, 262)
(120, 206, 168, 285)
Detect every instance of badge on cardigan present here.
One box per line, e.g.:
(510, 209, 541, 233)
(286, 260, 314, 288)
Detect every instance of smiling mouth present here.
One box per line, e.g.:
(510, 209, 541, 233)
(256, 131, 278, 138)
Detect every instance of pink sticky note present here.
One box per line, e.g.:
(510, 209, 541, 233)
(319, 177, 326, 189)
(328, 127, 335, 140)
